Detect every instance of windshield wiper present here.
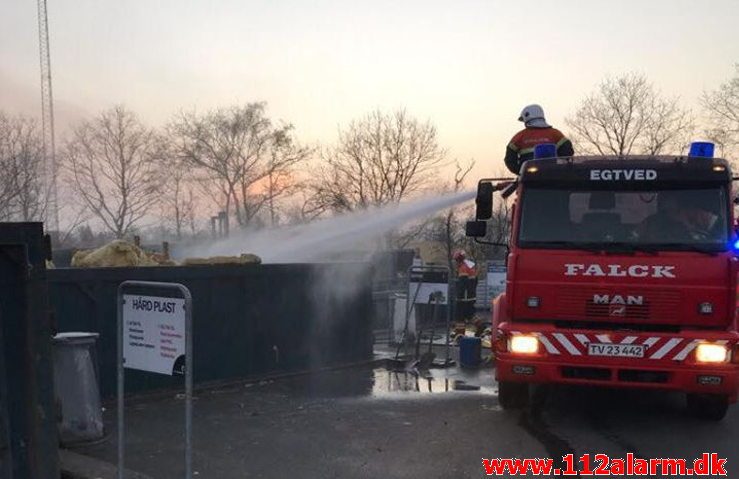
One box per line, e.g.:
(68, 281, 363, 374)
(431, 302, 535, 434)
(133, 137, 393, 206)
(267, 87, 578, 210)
(521, 241, 723, 255)
(579, 242, 660, 255)
(647, 243, 721, 256)
(522, 241, 662, 255)
(521, 241, 603, 253)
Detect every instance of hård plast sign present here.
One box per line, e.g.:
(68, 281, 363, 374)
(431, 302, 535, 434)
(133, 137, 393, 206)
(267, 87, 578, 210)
(123, 294, 186, 375)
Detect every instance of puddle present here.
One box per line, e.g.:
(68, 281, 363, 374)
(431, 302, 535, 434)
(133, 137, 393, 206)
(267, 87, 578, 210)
(372, 369, 454, 395)
(254, 362, 497, 399)
(371, 369, 494, 395)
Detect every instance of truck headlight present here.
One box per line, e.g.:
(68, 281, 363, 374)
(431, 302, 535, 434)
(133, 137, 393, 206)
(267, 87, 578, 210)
(509, 334, 538, 354)
(695, 343, 729, 363)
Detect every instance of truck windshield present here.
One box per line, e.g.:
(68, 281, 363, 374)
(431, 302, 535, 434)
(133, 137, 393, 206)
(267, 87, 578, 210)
(518, 187, 729, 252)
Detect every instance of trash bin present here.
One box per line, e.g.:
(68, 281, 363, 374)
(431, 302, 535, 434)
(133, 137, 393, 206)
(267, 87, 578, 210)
(392, 293, 422, 344)
(459, 336, 482, 368)
(52, 332, 104, 445)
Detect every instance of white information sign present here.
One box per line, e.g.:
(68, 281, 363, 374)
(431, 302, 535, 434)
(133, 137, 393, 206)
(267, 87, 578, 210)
(408, 269, 449, 305)
(122, 294, 186, 375)
(486, 261, 507, 300)
(408, 283, 448, 305)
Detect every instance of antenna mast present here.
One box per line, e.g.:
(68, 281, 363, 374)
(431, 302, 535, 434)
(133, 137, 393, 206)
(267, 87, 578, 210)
(37, 0, 59, 231)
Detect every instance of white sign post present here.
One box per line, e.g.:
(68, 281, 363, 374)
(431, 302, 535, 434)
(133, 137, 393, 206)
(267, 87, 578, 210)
(117, 281, 193, 479)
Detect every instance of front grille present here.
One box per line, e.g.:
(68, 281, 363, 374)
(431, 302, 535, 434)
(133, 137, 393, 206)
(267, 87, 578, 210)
(585, 302, 649, 319)
(553, 320, 680, 333)
(561, 366, 611, 381)
(556, 288, 681, 321)
(618, 369, 669, 384)
(561, 367, 670, 384)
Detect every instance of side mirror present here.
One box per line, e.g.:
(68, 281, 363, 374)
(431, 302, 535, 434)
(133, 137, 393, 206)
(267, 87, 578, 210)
(475, 181, 494, 220)
(465, 220, 487, 238)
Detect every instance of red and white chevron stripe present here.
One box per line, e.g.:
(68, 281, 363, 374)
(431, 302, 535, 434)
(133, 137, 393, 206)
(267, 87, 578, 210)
(511, 331, 729, 361)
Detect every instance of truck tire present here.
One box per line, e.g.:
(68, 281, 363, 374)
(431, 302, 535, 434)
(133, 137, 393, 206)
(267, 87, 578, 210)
(497, 381, 529, 409)
(686, 393, 729, 421)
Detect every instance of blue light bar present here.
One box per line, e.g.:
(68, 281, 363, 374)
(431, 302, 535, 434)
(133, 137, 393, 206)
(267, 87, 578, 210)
(688, 141, 715, 158)
(533, 143, 557, 159)
(733, 238, 739, 251)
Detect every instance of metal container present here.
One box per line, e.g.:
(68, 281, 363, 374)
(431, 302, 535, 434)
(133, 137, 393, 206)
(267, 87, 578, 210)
(48, 263, 374, 397)
(52, 332, 104, 444)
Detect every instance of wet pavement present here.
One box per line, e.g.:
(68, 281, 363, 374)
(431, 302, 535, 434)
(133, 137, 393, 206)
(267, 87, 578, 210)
(68, 353, 739, 478)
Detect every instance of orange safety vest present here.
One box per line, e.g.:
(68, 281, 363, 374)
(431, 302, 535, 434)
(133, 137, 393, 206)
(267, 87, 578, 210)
(504, 126, 574, 174)
(457, 259, 476, 278)
(509, 127, 568, 155)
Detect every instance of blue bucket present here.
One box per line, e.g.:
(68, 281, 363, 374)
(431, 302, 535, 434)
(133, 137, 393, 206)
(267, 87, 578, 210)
(459, 336, 482, 368)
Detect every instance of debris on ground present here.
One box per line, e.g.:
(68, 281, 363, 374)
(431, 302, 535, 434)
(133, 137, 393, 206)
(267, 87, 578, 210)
(452, 380, 480, 391)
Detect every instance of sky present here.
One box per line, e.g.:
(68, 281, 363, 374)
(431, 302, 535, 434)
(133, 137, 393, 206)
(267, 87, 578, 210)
(1, 0, 738, 181)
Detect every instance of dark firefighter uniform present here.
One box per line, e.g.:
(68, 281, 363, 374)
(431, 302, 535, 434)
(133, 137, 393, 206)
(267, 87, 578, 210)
(454, 254, 477, 322)
(504, 127, 574, 175)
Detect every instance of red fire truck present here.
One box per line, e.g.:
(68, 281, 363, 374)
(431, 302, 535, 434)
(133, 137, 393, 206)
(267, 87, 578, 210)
(467, 143, 739, 420)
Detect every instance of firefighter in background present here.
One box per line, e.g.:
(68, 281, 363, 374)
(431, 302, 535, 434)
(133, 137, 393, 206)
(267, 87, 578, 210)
(453, 250, 477, 323)
(504, 104, 574, 175)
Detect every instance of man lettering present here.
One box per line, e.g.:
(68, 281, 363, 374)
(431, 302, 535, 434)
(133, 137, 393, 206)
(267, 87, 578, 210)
(593, 294, 609, 304)
(627, 295, 644, 305)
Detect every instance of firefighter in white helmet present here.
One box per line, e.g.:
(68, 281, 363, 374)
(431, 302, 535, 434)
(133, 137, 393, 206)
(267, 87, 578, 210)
(504, 104, 574, 174)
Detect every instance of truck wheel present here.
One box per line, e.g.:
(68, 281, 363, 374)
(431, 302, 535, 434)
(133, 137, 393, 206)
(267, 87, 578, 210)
(686, 393, 729, 421)
(498, 381, 529, 409)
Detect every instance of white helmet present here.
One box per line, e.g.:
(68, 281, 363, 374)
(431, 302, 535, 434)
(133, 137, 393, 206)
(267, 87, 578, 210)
(518, 104, 550, 128)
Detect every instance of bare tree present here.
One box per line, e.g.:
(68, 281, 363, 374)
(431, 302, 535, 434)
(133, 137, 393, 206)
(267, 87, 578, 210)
(442, 161, 475, 271)
(306, 109, 446, 215)
(159, 157, 198, 239)
(233, 128, 301, 227)
(169, 103, 309, 228)
(0, 112, 48, 221)
(703, 65, 739, 159)
(63, 106, 162, 238)
(406, 161, 485, 266)
(422, 167, 512, 264)
(256, 126, 312, 226)
(0, 114, 22, 220)
(566, 73, 693, 156)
